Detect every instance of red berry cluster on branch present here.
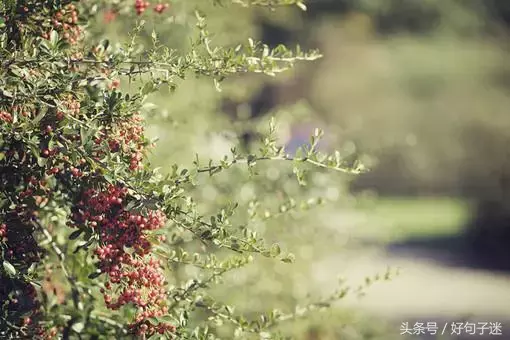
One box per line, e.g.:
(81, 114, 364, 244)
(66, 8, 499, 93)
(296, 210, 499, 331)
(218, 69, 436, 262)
(70, 185, 175, 336)
(0, 223, 6, 241)
(154, 3, 170, 14)
(42, 4, 82, 44)
(135, 1, 170, 15)
(93, 112, 149, 171)
(56, 97, 81, 121)
(135, 0, 151, 15)
(0, 110, 13, 124)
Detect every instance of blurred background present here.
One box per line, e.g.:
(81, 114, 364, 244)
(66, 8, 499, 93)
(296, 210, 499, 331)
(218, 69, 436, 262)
(100, 1, 510, 338)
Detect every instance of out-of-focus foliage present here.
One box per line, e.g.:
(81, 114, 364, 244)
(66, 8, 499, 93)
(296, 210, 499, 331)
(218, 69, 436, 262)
(297, 1, 510, 263)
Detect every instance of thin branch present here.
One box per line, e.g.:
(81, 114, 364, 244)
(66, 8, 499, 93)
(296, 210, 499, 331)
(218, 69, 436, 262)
(197, 155, 362, 175)
(168, 268, 228, 312)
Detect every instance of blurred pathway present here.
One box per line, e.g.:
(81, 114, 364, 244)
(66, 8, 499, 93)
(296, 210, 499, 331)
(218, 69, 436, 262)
(316, 248, 510, 319)
(312, 209, 510, 336)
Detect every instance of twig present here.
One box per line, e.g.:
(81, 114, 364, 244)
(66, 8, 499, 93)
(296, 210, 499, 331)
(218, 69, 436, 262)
(197, 155, 361, 175)
(168, 268, 228, 312)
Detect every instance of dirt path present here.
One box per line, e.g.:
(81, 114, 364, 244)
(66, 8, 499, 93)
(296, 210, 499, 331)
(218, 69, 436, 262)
(316, 249, 510, 319)
(312, 209, 510, 338)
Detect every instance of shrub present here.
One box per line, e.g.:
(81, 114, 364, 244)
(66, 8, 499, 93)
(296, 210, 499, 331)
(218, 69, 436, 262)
(0, 1, 368, 339)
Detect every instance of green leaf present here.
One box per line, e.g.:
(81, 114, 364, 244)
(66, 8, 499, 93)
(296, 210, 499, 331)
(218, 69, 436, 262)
(78, 125, 87, 145)
(103, 173, 114, 184)
(1, 89, 13, 98)
(32, 107, 47, 125)
(3, 261, 16, 277)
(28, 263, 37, 274)
(148, 317, 160, 325)
(72, 322, 84, 333)
(69, 229, 83, 240)
(296, 2, 307, 11)
(158, 315, 174, 323)
(37, 157, 47, 167)
(50, 30, 60, 45)
(270, 243, 281, 257)
(281, 253, 295, 264)
(88, 271, 102, 279)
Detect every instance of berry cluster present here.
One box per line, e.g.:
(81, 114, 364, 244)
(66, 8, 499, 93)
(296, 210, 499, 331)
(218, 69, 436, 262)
(56, 97, 81, 121)
(117, 112, 147, 171)
(135, 1, 170, 15)
(40, 326, 59, 340)
(154, 3, 170, 14)
(42, 3, 82, 44)
(70, 185, 175, 337)
(0, 223, 6, 241)
(93, 112, 149, 171)
(1, 104, 37, 121)
(0, 110, 13, 124)
(135, 0, 151, 15)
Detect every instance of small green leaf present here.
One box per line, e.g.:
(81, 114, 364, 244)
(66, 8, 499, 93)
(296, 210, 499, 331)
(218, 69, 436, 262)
(261, 251, 271, 258)
(32, 107, 47, 125)
(3, 261, 16, 277)
(2, 89, 13, 98)
(69, 229, 83, 240)
(25, 263, 37, 276)
(281, 253, 295, 264)
(88, 271, 101, 279)
(50, 30, 60, 45)
(72, 322, 84, 333)
(158, 315, 174, 323)
(103, 173, 114, 183)
(296, 2, 307, 11)
(80, 126, 90, 146)
(37, 157, 47, 167)
(270, 243, 281, 257)
(148, 317, 160, 325)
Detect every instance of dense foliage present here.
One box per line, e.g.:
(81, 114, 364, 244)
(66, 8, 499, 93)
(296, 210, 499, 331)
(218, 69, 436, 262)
(0, 1, 372, 339)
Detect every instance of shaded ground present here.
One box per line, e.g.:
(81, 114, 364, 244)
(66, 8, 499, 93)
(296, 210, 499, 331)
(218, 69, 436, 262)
(387, 234, 510, 273)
